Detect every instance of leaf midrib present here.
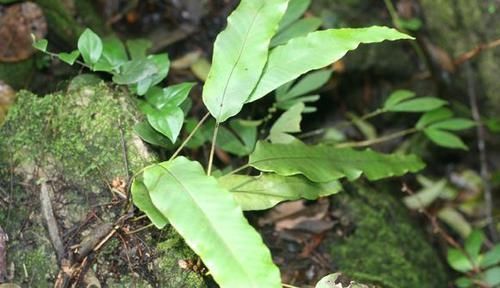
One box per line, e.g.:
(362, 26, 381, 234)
(153, 163, 258, 286)
(216, 2, 266, 120)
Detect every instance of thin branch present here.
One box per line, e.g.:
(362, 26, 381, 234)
(222, 163, 251, 177)
(207, 122, 220, 176)
(454, 38, 500, 66)
(334, 128, 417, 148)
(170, 112, 210, 161)
(465, 63, 498, 242)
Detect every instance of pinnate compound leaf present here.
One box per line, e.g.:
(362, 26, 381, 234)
(58, 50, 80, 65)
(385, 97, 447, 112)
(429, 118, 475, 131)
(219, 174, 341, 210)
(77, 28, 103, 65)
(132, 157, 282, 288)
(248, 26, 413, 103)
(203, 0, 289, 122)
(383, 89, 416, 110)
(424, 128, 468, 150)
(416, 108, 453, 129)
(249, 141, 425, 182)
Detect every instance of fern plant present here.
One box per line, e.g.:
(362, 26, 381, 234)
(130, 1, 419, 287)
(31, 1, 465, 287)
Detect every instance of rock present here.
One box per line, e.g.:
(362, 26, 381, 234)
(0, 83, 205, 287)
(0, 2, 47, 62)
(419, 0, 500, 114)
(328, 184, 448, 288)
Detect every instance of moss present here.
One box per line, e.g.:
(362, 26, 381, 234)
(1, 83, 154, 187)
(155, 228, 206, 287)
(0, 83, 203, 287)
(420, 0, 500, 113)
(330, 184, 448, 288)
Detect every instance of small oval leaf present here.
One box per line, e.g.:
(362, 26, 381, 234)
(77, 28, 103, 65)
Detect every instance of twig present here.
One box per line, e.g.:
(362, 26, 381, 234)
(119, 119, 130, 181)
(40, 181, 65, 262)
(170, 112, 210, 161)
(334, 128, 417, 148)
(454, 38, 500, 66)
(207, 122, 220, 176)
(0, 225, 7, 282)
(465, 63, 498, 242)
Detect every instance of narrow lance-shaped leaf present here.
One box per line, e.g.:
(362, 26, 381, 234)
(248, 26, 413, 102)
(202, 0, 289, 122)
(249, 141, 425, 182)
(132, 157, 282, 288)
(424, 128, 468, 150)
(218, 174, 341, 211)
(277, 0, 311, 31)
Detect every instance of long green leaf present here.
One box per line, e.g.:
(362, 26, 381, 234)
(271, 17, 322, 47)
(248, 26, 413, 102)
(249, 141, 425, 182)
(219, 174, 341, 210)
(203, 0, 289, 122)
(277, 0, 311, 31)
(134, 157, 281, 288)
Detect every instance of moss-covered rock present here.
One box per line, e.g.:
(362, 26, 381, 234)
(419, 0, 500, 114)
(329, 184, 448, 288)
(0, 83, 205, 287)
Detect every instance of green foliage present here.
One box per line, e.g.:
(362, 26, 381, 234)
(57, 50, 80, 65)
(275, 69, 331, 112)
(139, 83, 195, 142)
(249, 141, 425, 182)
(32, 1, 431, 287)
(247, 27, 413, 103)
(32, 38, 48, 52)
(383, 90, 447, 112)
(271, 17, 322, 47)
(269, 102, 304, 143)
(77, 28, 103, 65)
(184, 119, 259, 156)
(447, 230, 500, 287)
(218, 174, 341, 210)
(415, 107, 475, 150)
(277, 0, 311, 31)
(131, 157, 281, 288)
(202, 0, 289, 122)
